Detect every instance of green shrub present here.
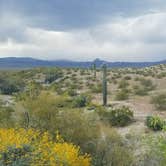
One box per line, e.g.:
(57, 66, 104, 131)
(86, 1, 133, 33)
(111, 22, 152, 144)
(0, 72, 25, 95)
(118, 80, 129, 89)
(0, 106, 15, 128)
(66, 88, 77, 96)
(91, 84, 102, 93)
(0, 145, 32, 166)
(56, 109, 99, 152)
(146, 116, 165, 131)
(115, 89, 129, 100)
(133, 85, 148, 96)
(140, 78, 156, 91)
(157, 72, 166, 79)
(91, 127, 133, 166)
(21, 92, 99, 152)
(124, 76, 132, 80)
(44, 69, 62, 84)
(145, 135, 166, 165)
(72, 95, 90, 107)
(50, 83, 64, 95)
(99, 106, 133, 127)
(151, 94, 166, 110)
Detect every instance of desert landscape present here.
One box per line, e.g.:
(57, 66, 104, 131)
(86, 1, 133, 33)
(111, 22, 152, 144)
(0, 63, 166, 165)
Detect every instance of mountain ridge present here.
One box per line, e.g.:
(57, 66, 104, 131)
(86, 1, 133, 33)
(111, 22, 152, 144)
(0, 57, 166, 69)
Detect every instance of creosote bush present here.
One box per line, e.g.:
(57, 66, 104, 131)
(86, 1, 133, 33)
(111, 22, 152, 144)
(115, 89, 129, 100)
(151, 94, 166, 110)
(91, 84, 102, 93)
(133, 85, 148, 96)
(118, 79, 129, 89)
(91, 127, 134, 166)
(98, 106, 133, 127)
(134, 78, 156, 96)
(0, 104, 15, 128)
(20, 92, 99, 153)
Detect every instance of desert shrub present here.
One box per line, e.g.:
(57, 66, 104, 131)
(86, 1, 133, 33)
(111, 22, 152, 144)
(143, 135, 166, 166)
(72, 95, 90, 107)
(70, 83, 80, 89)
(108, 107, 133, 126)
(134, 77, 140, 81)
(0, 105, 15, 128)
(71, 73, 77, 77)
(16, 81, 42, 101)
(133, 78, 156, 96)
(49, 82, 61, 90)
(44, 68, 63, 84)
(113, 79, 117, 84)
(98, 106, 133, 127)
(66, 70, 72, 75)
(146, 116, 165, 131)
(21, 93, 98, 152)
(140, 78, 155, 90)
(0, 128, 91, 166)
(124, 75, 132, 80)
(115, 89, 129, 100)
(157, 72, 166, 79)
(151, 94, 166, 110)
(0, 145, 32, 166)
(113, 73, 122, 79)
(91, 84, 102, 93)
(0, 72, 25, 95)
(140, 78, 156, 91)
(133, 85, 148, 96)
(66, 88, 77, 96)
(118, 80, 129, 89)
(49, 82, 65, 95)
(21, 92, 71, 129)
(0, 83, 19, 95)
(56, 109, 99, 151)
(90, 127, 134, 166)
(80, 69, 86, 75)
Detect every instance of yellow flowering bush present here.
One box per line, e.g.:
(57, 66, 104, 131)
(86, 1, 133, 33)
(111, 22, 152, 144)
(0, 128, 91, 166)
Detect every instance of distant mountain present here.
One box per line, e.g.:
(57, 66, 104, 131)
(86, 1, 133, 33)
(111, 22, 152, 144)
(0, 57, 166, 69)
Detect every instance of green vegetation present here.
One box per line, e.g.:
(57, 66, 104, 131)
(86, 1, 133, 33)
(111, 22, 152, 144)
(44, 68, 63, 83)
(72, 94, 90, 107)
(151, 94, 166, 110)
(91, 83, 102, 93)
(0, 103, 15, 128)
(93, 63, 96, 79)
(98, 106, 133, 127)
(118, 79, 129, 89)
(102, 64, 107, 106)
(133, 78, 156, 96)
(146, 116, 165, 131)
(115, 88, 130, 100)
(0, 64, 166, 165)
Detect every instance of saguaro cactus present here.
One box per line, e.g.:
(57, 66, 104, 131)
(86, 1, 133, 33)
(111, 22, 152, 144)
(93, 63, 96, 78)
(102, 64, 107, 106)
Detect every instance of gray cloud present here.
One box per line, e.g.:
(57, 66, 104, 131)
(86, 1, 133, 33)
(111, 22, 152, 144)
(1, 0, 166, 29)
(0, 0, 166, 61)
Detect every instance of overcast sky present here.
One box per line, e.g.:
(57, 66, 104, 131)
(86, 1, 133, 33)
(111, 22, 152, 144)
(0, 0, 166, 61)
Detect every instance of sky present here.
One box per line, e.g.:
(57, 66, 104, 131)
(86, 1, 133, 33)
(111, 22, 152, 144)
(0, 0, 166, 62)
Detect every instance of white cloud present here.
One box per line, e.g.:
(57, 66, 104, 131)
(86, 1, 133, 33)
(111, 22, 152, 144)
(0, 12, 166, 61)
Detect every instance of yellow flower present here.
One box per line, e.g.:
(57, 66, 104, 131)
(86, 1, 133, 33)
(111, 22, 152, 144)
(0, 128, 91, 166)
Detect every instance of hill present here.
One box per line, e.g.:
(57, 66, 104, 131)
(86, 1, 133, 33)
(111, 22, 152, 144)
(0, 57, 166, 69)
